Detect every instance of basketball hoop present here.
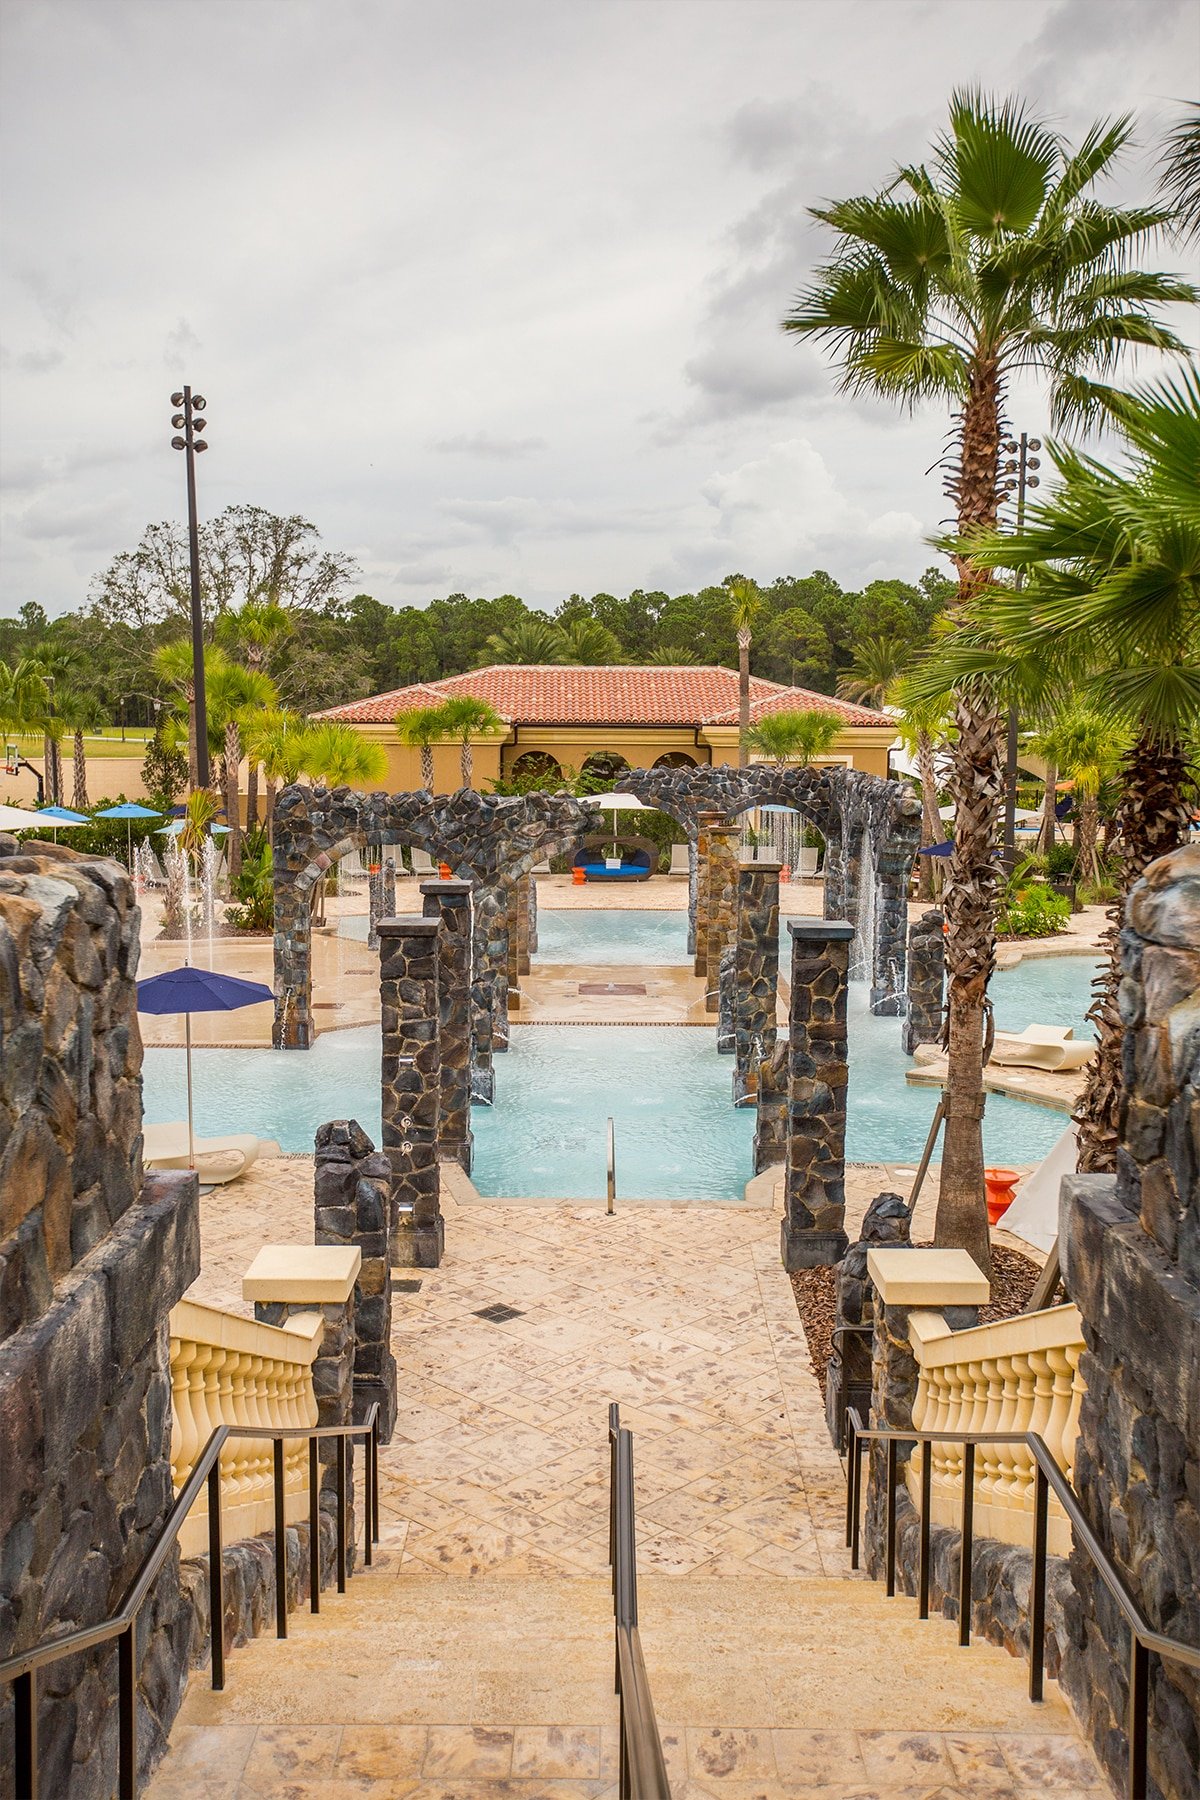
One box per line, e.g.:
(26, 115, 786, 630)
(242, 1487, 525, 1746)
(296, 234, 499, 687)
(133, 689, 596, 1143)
(4, 746, 18, 778)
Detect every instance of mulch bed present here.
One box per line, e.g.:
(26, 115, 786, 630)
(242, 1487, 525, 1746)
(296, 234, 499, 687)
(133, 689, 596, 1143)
(790, 1241, 1044, 1398)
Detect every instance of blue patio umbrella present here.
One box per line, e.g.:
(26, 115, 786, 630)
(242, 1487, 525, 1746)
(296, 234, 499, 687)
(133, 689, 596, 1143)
(137, 965, 274, 1169)
(35, 804, 89, 842)
(918, 841, 955, 857)
(98, 800, 160, 868)
(155, 818, 230, 838)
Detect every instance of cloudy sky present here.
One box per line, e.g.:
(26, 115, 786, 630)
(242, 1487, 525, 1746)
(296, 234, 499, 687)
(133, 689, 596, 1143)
(1, 0, 1195, 620)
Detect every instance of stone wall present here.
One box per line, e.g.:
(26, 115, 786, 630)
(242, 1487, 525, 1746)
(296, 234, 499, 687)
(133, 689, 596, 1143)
(753, 1038, 788, 1174)
(780, 919, 853, 1269)
(902, 908, 944, 1055)
(1058, 845, 1200, 1800)
(0, 841, 200, 1799)
(378, 917, 444, 1268)
(732, 860, 781, 1104)
(420, 878, 474, 1172)
(313, 1121, 397, 1442)
(824, 1191, 910, 1449)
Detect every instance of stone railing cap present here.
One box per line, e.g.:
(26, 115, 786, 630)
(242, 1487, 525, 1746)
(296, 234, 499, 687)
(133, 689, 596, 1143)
(419, 878, 472, 897)
(242, 1243, 362, 1303)
(377, 916, 440, 937)
(789, 917, 855, 942)
(867, 1246, 990, 1306)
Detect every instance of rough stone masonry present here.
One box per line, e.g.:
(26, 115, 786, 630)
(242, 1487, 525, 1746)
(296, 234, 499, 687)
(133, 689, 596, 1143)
(781, 917, 854, 1269)
(377, 916, 444, 1268)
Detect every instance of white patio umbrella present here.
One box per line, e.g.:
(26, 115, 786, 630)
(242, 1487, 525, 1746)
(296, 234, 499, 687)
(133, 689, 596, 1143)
(0, 803, 40, 831)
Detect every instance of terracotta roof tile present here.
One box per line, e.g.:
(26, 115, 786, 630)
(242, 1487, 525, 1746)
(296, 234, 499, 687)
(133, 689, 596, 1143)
(312, 664, 887, 729)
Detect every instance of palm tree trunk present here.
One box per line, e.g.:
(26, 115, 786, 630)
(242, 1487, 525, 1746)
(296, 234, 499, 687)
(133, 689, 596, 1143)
(1078, 790, 1101, 887)
(461, 738, 473, 788)
(1038, 763, 1057, 855)
(421, 744, 434, 789)
(265, 776, 277, 844)
(737, 629, 751, 768)
(72, 729, 88, 810)
(246, 759, 259, 835)
(1075, 734, 1191, 1172)
(936, 358, 1002, 1273)
(225, 720, 242, 885)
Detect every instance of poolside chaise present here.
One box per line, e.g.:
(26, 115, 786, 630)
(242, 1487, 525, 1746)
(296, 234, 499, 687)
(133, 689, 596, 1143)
(572, 848, 653, 882)
(143, 1123, 280, 1184)
(410, 848, 436, 875)
(669, 843, 691, 875)
(989, 1024, 1094, 1072)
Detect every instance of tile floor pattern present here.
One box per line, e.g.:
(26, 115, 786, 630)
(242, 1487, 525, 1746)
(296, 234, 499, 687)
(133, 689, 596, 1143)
(149, 1186, 1108, 1799)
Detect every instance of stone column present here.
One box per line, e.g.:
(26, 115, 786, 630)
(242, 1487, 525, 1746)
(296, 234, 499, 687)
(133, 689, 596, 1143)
(245, 1244, 362, 1559)
(515, 873, 532, 975)
(705, 821, 740, 1013)
(753, 1039, 789, 1172)
(273, 874, 314, 1048)
(505, 880, 523, 1011)
(781, 917, 854, 1269)
(902, 908, 944, 1054)
(313, 1121, 397, 1442)
(421, 877, 475, 1172)
(861, 1248, 988, 1579)
(473, 881, 510, 1059)
(824, 1193, 911, 1449)
(717, 944, 736, 1054)
(378, 916, 444, 1268)
(693, 814, 715, 976)
(871, 847, 911, 1016)
(733, 859, 781, 1103)
(822, 821, 847, 923)
(686, 834, 698, 957)
(527, 872, 539, 954)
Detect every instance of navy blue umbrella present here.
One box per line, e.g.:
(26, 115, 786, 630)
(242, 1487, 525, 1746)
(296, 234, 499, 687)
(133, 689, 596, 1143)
(137, 966, 274, 1169)
(918, 840, 955, 858)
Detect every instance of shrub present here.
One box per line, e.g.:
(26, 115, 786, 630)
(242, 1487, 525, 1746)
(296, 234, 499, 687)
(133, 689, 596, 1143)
(996, 883, 1070, 939)
(224, 832, 273, 932)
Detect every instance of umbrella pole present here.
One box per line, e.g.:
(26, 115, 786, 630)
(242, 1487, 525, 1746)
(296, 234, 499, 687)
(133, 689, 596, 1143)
(185, 1012, 195, 1170)
(127, 819, 132, 870)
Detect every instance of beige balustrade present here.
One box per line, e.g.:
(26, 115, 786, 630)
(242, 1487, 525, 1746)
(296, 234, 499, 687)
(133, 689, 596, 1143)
(906, 1304, 1085, 1558)
(169, 1299, 324, 1558)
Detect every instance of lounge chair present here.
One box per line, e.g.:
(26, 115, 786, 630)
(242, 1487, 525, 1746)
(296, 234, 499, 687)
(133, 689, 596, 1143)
(532, 859, 551, 873)
(989, 1024, 1093, 1072)
(143, 1123, 279, 1184)
(410, 848, 436, 875)
(669, 843, 691, 875)
(573, 848, 653, 882)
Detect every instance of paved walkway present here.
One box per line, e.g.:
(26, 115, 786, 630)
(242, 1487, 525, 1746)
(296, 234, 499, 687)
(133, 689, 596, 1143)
(149, 1180, 1103, 1799)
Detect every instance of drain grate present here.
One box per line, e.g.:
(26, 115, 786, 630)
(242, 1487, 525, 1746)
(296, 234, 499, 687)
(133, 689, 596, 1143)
(394, 1278, 423, 1292)
(473, 1303, 524, 1323)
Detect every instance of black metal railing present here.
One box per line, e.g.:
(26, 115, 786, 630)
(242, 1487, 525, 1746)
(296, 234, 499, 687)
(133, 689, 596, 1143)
(828, 1321, 872, 1452)
(1, 1409, 381, 1800)
(608, 1405, 671, 1800)
(844, 1408, 1200, 1800)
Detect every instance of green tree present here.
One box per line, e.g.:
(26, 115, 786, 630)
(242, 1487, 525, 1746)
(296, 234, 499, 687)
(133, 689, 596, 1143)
(1030, 708, 1126, 888)
(303, 721, 388, 789)
(216, 599, 291, 830)
(1160, 101, 1200, 241)
(727, 576, 761, 768)
(483, 615, 565, 664)
(557, 618, 623, 664)
(891, 673, 955, 901)
(395, 704, 448, 789)
(204, 660, 278, 884)
(744, 708, 842, 765)
(836, 633, 912, 707)
(437, 695, 506, 788)
(784, 90, 1196, 1268)
(955, 369, 1200, 1171)
(242, 710, 311, 836)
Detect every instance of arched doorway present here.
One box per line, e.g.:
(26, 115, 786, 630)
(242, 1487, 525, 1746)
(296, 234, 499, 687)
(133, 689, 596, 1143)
(509, 750, 563, 787)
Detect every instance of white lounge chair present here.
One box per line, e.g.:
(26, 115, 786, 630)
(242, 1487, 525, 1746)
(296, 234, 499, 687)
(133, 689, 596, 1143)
(410, 848, 436, 875)
(143, 1123, 279, 1185)
(989, 1024, 1093, 1072)
(669, 843, 691, 875)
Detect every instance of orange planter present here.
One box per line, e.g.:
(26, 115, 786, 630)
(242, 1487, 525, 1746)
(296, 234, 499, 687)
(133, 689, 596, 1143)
(572, 866, 587, 885)
(984, 1167, 1019, 1225)
(438, 862, 451, 879)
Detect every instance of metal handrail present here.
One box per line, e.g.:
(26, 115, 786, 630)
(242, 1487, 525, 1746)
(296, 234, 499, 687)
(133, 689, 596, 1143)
(844, 1408, 1200, 1800)
(608, 1405, 671, 1800)
(827, 1322, 872, 1452)
(3, 1409, 381, 1800)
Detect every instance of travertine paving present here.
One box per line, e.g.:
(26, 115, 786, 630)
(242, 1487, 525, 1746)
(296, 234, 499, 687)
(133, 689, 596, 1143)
(150, 1177, 1104, 1798)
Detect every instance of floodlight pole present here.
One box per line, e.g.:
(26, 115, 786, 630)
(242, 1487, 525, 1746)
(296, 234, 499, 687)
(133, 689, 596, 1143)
(1000, 431, 1040, 858)
(171, 387, 211, 790)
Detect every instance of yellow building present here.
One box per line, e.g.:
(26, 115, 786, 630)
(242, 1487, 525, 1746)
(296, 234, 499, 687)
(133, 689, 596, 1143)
(313, 663, 895, 791)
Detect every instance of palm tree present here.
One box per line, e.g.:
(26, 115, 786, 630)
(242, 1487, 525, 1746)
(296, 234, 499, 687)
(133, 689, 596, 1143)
(243, 709, 311, 837)
(784, 91, 1196, 1268)
(645, 643, 698, 666)
(205, 661, 278, 884)
(557, 618, 623, 664)
(437, 695, 506, 788)
(153, 639, 202, 790)
(58, 687, 107, 811)
(891, 674, 954, 900)
(483, 616, 565, 664)
(303, 721, 388, 790)
(1160, 101, 1200, 241)
(28, 643, 81, 807)
(727, 577, 761, 768)
(217, 600, 291, 828)
(1030, 708, 1126, 888)
(0, 658, 49, 740)
(837, 634, 912, 707)
(745, 708, 842, 765)
(952, 369, 1200, 1171)
(395, 704, 447, 789)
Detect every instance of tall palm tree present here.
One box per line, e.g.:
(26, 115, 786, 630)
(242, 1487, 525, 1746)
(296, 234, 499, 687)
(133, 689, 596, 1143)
(784, 91, 1196, 1268)
(217, 600, 291, 828)
(745, 708, 842, 765)
(556, 618, 623, 664)
(952, 369, 1200, 1171)
(1160, 101, 1200, 242)
(837, 634, 913, 707)
(58, 687, 107, 811)
(303, 721, 388, 790)
(483, 616, 564, 664)
(28, 643, 81, 807)
(153, 639, 203, 790)
(438, 695, 506, 788)
(727, 577, 761, 768)
(891, 674, 955, 901)
(205, 661, 278, 884)
(395, 704, 447, 789)
(0, 658, 49, 741)
(1030, 708, 1126, 887)
(243, 709, 311, 838)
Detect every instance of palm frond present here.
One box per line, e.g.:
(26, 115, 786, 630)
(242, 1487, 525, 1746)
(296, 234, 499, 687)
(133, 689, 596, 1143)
(936, 89, 1059, 237)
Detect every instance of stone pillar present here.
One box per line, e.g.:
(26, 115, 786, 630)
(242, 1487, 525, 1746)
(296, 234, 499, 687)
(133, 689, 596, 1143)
(822, 821, 847, 922)
(1058, 845, 1200, 1800)
(705, 821, 740, 1013)
(781, 917, 854, 1269)
(717, 944, 736, 1053)
(871, 848, 911, 1016)
(754, 1039, 789, 1173)
(473, 881, 510, 1061)
(421, 877, 475, 1172)
(825, 1192, 911, 1449)
(514, 873, 532, 975)
(527, 872, 539, 954)
(902, 908, 944, 1054)
(733, 859, 781, 1103)
(313, 1120, 397, 1442)
(693, 814, 715, 976)
(505, 880, 523, 1010)
(686, 834, 698, 958)
(245, 1245, 361, 1558)
(378, 916, 444, 1268)
(861, 1248, 988, 1579)
(273, 874, 313, 1049)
